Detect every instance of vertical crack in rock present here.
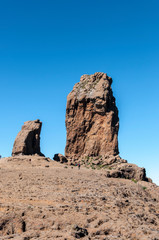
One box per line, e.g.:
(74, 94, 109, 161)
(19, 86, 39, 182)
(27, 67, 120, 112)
(65, 72, 119, 159)
(12, 119, 44, 156)
(22, 221, 26, 232)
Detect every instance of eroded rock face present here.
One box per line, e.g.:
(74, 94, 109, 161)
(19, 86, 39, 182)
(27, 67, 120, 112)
(12, 119, 44, 156)
(105, 163, 148, 181)
(65, 72, 119, 159)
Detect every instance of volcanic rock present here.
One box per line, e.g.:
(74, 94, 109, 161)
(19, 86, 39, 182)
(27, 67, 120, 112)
(63, 72, 151, 182)
(65, 72, 119, 159)
(12, 119, 44, 156)
(53, 153, 68, 163)
(71, 225, 88, 238)
(105, 163, 148, 181)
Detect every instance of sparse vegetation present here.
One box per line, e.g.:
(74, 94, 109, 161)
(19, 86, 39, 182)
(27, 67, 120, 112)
(85, 156, 90, 161)
(131, 178, 138, 183)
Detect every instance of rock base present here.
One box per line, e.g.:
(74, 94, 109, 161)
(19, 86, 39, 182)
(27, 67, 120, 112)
(53, 154, 151, 182)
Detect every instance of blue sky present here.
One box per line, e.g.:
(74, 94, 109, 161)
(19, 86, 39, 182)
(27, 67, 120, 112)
(0, 0, 159, 184)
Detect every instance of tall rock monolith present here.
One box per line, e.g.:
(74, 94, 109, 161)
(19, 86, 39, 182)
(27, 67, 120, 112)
(65, 72, 119, 159)
(12, 119, 44, 156)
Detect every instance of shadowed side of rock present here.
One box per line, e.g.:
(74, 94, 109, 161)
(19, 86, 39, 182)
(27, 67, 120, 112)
(12, 119, 44, 156)
(53, 153, 68, 163)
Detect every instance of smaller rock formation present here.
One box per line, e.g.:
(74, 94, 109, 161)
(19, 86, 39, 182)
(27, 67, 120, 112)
(53, 153, 68, 163)
(12, 119, 44, 156)
(105, 163, 148, 181)
(71, 225, 88, 238)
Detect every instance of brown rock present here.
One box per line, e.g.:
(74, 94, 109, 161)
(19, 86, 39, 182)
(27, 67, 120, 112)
(71, 225, 88, 238)
(53, 153, 68, 163)
(65, 72, 119, 159)
(12, 119, 44, 156)
(105, 163, 148, 181)
(64, 73, 151, 182)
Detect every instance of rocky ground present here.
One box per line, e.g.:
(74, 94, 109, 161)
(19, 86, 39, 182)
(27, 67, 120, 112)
(0, 156, 159, 240)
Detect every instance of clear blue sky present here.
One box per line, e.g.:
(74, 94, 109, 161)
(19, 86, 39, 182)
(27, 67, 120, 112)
(0, 0, 159, 185)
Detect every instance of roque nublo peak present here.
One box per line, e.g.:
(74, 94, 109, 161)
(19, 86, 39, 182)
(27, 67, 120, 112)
(65, 72, 119, 159)
(12, 72, 151, 182)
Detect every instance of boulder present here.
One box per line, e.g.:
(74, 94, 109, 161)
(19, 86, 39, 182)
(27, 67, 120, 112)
(12, 119, 44, 156)
(65, 72, 119, 159)
(71, 225, 88, 238)
(105, 163, 149, 181)
(53, 153, 68, 163)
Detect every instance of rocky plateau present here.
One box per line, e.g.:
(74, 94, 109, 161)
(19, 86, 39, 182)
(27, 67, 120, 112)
(0, 156, 159, 240)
